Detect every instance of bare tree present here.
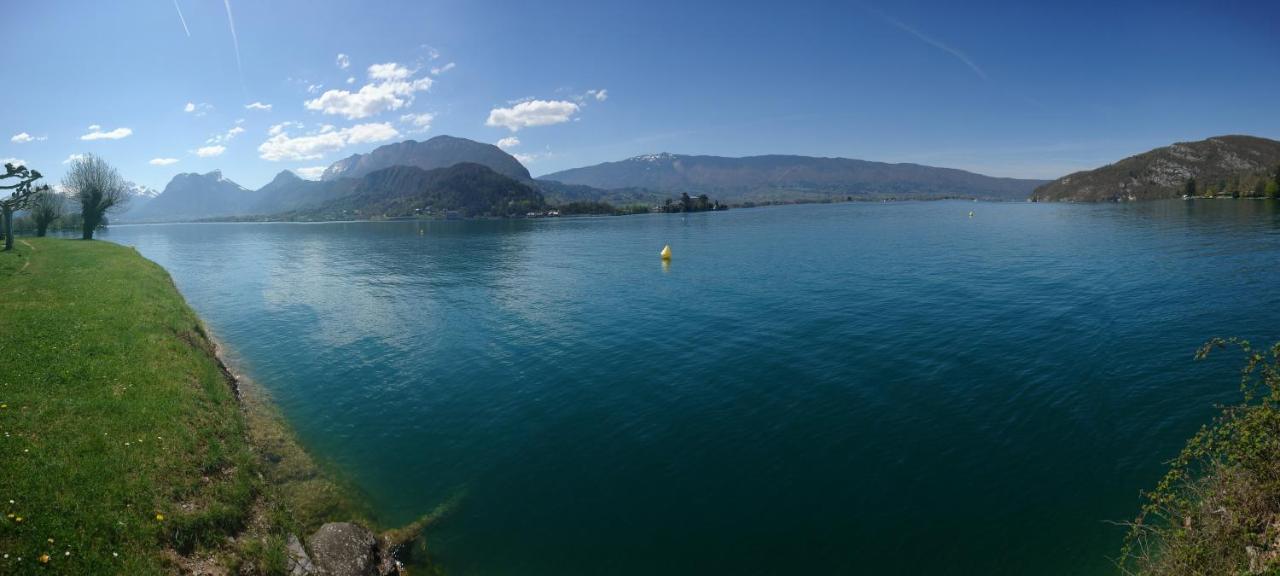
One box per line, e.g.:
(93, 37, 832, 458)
(30, 187, 65, 237)
(62, 154, 127, 240)
(0, 162, 44, 251)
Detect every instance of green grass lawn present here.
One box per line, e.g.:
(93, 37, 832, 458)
(0, 238, 267, 573)
(0, 237, 454, 575)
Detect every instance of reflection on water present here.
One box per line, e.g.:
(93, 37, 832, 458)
(99, 200, 1280, 575)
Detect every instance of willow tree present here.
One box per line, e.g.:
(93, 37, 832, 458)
(0, 162, 44, 251)
(29, 187, 65, 237)
(62, 154, 127, 240)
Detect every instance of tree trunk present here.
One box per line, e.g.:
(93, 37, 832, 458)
(2, 206, 12, 251)
(82, 213, 96, 240)
(36, 220, 48, 237)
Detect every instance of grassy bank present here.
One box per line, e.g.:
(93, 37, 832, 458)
(0, 238, 368, 574)
(1124, 340, 1280, 575)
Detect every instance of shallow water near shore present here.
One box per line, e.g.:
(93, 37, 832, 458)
(101, 200, 1280, 574)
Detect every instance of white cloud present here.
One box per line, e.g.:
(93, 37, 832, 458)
(496, 136, 520, 149)
(268, 121, 302, 136)
(196, 145, 226, 157)
(245, 101, 272, 111)
(235, 118, 245, 125)
(293, 166, 327, 180)
(307, 83, 323, 94)
(62, 153, 86, 164)
(11, 132, 33, 143)
(205, 125, 246, 145)
(342, 123, 399, 144)
(149, 157, 180, 166)
(513, 153, 538, 164)
(573, 89, 609, 103)
(430, 62, 456, 75)
(336, 53, 350, 70)
(304, 76, 432, 120)
(80, 126, 133, 140)
(2, 158, 27, 168)
(346, 77, 355, 84)
(184, 101, 213, 115)
(368, 62, 414, 81)
(399, 112, 434, 133)
(257, 122, 399, 161)
(485, 100, 580, 131)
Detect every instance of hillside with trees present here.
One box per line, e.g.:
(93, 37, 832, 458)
(288, 163, 545, 220)
(1032, 135, 1280, 202)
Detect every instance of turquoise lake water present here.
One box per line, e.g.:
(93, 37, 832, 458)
(101, 200, 1280, 574)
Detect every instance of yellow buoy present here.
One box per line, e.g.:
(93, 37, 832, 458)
(660, 245, 672, 260)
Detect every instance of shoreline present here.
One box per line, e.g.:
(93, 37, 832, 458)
(0, 238, 450, 575)
(181, 273, 459, 574)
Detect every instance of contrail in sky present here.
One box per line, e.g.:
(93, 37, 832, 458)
(172, 0, 190, 37)
(873, 9, 987, 80)
(223, 0, 244, 79)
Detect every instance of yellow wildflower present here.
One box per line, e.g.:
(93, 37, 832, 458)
(155, 513, 164, 522)
(38, 554, 49, 563)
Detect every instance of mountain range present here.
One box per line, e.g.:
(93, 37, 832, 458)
(123, 170, 253, 221)
(122, 135, 1056, 223)
(116, 133, 1280, 223)
(292, 163, 543, 220)
(541, 153, 1048, 202)
(120, 137, 541, 222)
(321, 136, 531, 182)
(1031, 135, 1280, 202)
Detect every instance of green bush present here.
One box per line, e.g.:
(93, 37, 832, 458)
(1123, 339, 1280, 575)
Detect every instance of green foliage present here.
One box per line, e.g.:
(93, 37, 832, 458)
(0, 162, 46, 251)
(1122, 339, 1280, 575)
(28, 189, 64, 236)
(300, 163, 545, 220)
(61, 154, 127, 239)
(232, 534, 290, 576)
(1267, 180, 1279, 200)
(558, 201, 617, 215)
(555, 201, 654, 216)
(660, 192, 725, 213)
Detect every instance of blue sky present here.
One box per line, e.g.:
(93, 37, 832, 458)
(2, 0, 1277, 190)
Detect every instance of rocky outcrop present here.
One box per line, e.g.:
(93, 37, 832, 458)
(306, 523, 384, 576)
(287, 534, 315, 576)
(1031, 135, 1280, 202)
(300, 522, 412, 576)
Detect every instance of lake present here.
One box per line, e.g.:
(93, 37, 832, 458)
(100, 200, 1280, 575)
